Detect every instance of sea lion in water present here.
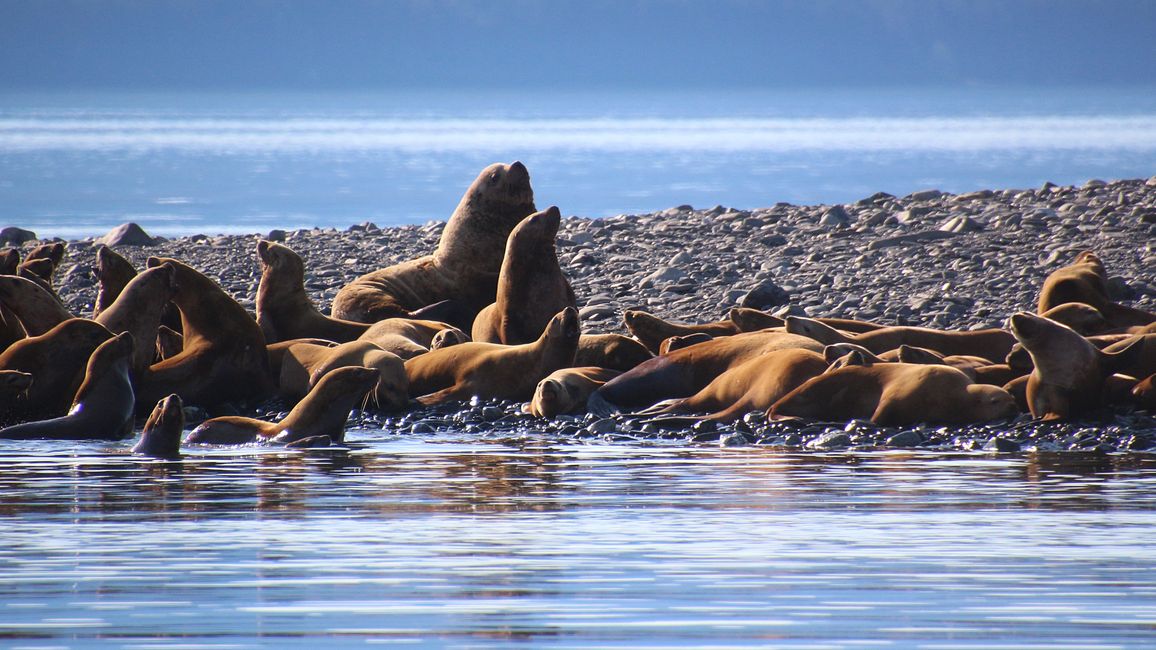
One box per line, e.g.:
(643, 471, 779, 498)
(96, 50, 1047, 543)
(255, 240, 370, 343)
(471, 206, 577, 344)
(624, 310, 741, 355)
(94, 261, 177, 378)
(769, 362, 1019, 426)
(132, 393, 185, 459)
(0, 275, 73, 336)
(0, 318, 113, 422)
(0, 332, 136, 440)
(786, 316, 1015, 363)
(184, 365, 380, 445)
(524, 367, 622, 418)
(1038, 251, 1156, 328)
(588, 330, 824, 415)
(574, 334, 653, 371)
(135, 257, 273, 411)
(643, 348, 829, 423)
(279, 340, 408, 411)
(1009, 311, 1142, 420)
(331, 161, 537, 330)
(405, 307, 580, 405)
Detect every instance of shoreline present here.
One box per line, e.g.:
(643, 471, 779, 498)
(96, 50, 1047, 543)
(13, 176, 1156, 452)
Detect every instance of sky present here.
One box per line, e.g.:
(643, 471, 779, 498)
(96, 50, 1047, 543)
(1, 0, 1154, 91)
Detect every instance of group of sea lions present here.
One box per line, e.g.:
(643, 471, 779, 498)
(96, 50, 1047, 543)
(1, 162, 1154, 458)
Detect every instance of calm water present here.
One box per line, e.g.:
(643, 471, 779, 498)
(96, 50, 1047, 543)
(2, 87, 1156, 238)
(2, 433, 1156, 648)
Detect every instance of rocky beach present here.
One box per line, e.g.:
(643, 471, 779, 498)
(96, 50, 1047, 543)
(14, 175, 1156, 453)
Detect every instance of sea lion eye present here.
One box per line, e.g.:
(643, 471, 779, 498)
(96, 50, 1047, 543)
(488, 171, 500, 183)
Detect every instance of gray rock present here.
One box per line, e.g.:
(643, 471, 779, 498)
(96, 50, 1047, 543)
(719, 432, 750, 447)
(99, 222, 157, 247)
(740, 278, 791, 310)
(0, 226, 36, 246)
(587, 418, 619, 434)
(819, 205, 851, 226)
(885, 430, 924, 447)
(266, 229, 287, 241)
(907, 189, 944, 201)
(867, 230, 957, 251)
(807, 432, 852, 449)
(983, 437, 1021, 452)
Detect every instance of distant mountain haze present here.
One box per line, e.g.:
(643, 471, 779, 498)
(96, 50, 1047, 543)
(2, 0, 1154, 90)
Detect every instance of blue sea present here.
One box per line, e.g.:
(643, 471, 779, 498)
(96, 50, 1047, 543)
(2, 86, 1155, 239)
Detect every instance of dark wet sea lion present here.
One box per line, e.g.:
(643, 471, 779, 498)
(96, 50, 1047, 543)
(0, 318, 113, 422)
(525, 367, 622, 418)
(0, 332, 135, 440)
(405, 307, 580, 405)
(574, 334, 653, 371)
(185, 365, 380, 445)
(472, 206, 576, 344)
(331, 161, 537, 330)
(255, 240, 370, 344)
(133, 393, 185, 459)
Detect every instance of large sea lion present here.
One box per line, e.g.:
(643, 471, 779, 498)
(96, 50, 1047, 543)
(357, 318, 468, 359)
(267, 338, 337, 378)
(92, 245, 139, 318)
(94, 261, 177, 378)
(1038, 251, 1156, 328)
(786, 316, 1015, 363)
(135, 257, 273, 410)
(279, 340, 408, 411)
(525, 367, 621, 418)
(727, 307, 888, 334)
(331, 161, 537, 329)
(1009, 311, 1142, 420)
(0, 318, 112, 422)
(588, 330, 824, 415)
(255, 240, 370, 343)
(624, 310, 741, 355)
(769, 362, 1019, 426)
(132, 393, 185, 459)
(405, 307, 580, 405)
(17, 242, 65, 291)
(0, 332, 135, 440)
(0, 275, 73, 336)
(574, 334, 653, 371)
(471, 206, 576, 344)
(184, 365, 380, 445)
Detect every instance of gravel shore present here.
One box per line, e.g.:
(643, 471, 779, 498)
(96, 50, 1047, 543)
(33, 176, 1156, 452)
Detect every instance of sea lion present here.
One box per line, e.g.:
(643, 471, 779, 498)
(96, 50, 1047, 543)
(643, 348, 829, 423)
(0, 248, 19, 275)
(132, 393, 185, 459)
(786, 316, 1015, 363)
(1039, 302, 1109, 336)
(727, 307, 888, 334)
(1009, 311, 1142, 420)
(331, 161, 537, 329)
(1133, 373, 1156, 410)
(0, 318, 112, 422)
(0, 303, 27, 352)
(588, 330, 824, 415)
(17, 242, 65, 290)
(769, 362, 1019, 426)
(1038, 251, 1156, 328)
(0, 332, 135, 440)
(574, 334, 653, 371)
(255, 240, 370, 344)
(94, 261, 177, 378)
(135, 257, 273, 411)
(92, 245, 139, 318)
(0, 275, 73, 336)
(624, 310, 741, 354)
(358, 318, 468, 359)
(267, 338, 337, 379)
(658, 333, 715, 355)
(184, 365, 380, 445)
(405, 307, 580, 405)
(471, 206, 576, 344)
(279, 340, 408, 411)
(524, 367, 622, 418)
(0, 370, 32, 406)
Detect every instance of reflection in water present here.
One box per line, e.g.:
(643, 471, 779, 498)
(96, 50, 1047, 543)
(1, 434, 1155, 648)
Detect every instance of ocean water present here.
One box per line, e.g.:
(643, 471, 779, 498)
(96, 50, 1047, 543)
(1, 87, 1155, 238)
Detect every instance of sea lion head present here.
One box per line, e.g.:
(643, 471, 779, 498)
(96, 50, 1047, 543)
(430, 326, 470, 350)
(256, 240, 304, 276)
(435, 161, 537, 271)
(0, 370, 33, 397)
(658, 333, 713, 355)
(530, 377, 566, 418)
(26, 242, 65, 267)
(509, 205, 561, 250)
(0, 248, 19, 275)
(133, 393, 185, 459)
(965, 383, 1020, 422)
(545, 307, 581, 347)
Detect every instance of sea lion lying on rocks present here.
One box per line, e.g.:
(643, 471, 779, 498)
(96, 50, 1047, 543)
(525, 367, 621, 418)
(1038, 251, 1156, 329)
(279, 340, 408, 411)
(786, 316, 1015, 363)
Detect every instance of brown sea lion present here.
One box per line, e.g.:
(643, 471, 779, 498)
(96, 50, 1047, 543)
(1009, 312, 1142, 420)
(17, 242, 65, 290)
(769, 362, 1019, 426)
(135, 257, 273, 411)
(624, 310, 741, 354)
(587, 330, 824, 415)
(132, 393, 185, 459)
(255, 240, 370, 344)
(822, 343, 884, 365)
(885, 345, 992, 378)
(0, 332, 135, 440)
(786, 316, 1015, 363)
(0, 304, 27, 352)
(524, 366, 622, 418)
(1038, 251, 1156, 328)
(472, 206, 576, 344)
(727, 307, 888, 334)
(331, 161, 537, 329)
(405, 307, 580, 405)
(0, 248, 19, 275)
(267, 338, 337, 379)
(0, 275, 73, 336)
(94, 261, 177, 378)
(184, 365, 380, 445)
(1039, 302, 1109, 336)
(92, 245, 139, 318)
(1133, 374, 1156, 410)
(279, 340, 408, 411)
(644, 348, 829, 423)
(0, 318, 113, 422)
(1101, 333, 1156, 381)
(658, 333, 714, 355)
(0, 370, 32, 407)
(574, 334, 653, 371)
(357, 318, 467, 360)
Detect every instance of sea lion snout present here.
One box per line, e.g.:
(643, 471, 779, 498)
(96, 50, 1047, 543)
(1008, 312, 1040, 339)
